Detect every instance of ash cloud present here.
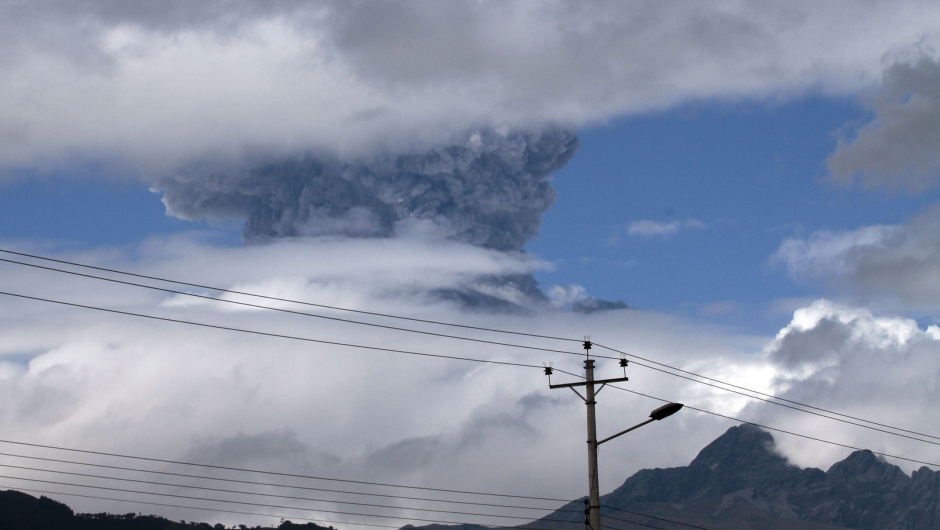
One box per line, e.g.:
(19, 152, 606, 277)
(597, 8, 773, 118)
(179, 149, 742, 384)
(157, 128, 579, 252)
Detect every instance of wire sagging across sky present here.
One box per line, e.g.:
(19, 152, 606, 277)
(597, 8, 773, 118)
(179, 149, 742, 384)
(2, 249, 938, 451)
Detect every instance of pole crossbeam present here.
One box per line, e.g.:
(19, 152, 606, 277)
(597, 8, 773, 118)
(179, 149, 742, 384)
(548, 376, 629, 390)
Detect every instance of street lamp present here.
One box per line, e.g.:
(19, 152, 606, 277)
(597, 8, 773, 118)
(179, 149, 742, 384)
(547, 341, 683, 530)
(597, 402, 684, 446)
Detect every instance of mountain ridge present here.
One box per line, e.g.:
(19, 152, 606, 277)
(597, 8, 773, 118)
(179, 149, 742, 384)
(522, 424, 940, 529)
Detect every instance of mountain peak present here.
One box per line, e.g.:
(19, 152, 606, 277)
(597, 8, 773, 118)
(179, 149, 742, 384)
(689, 424, 783, 471)
(826, 449, 909, 487)
(603, 425, 804, 507)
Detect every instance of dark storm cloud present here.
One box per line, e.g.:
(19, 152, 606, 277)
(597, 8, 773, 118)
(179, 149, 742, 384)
(157, 128, 579, 251)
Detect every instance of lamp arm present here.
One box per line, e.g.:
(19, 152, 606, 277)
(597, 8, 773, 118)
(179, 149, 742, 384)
(596, 418, 654, 446)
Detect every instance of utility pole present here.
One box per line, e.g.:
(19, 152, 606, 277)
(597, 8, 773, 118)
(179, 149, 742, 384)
(545, 340, 628, 530)
(584, 353, 601, 530)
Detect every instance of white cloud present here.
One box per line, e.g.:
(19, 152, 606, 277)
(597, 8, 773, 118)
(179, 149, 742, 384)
(628, 220, 682, 237)
(773, 204, 940, 314)
(755, 300, 940, 472)
(546, 283, 589, 308)
(0, 1, 938, 173)
(625, 218, 706, 238)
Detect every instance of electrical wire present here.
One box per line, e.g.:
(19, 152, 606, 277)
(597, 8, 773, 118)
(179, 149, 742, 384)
(0, 453, 708, 530)
(0, 450, 720, 530)
(0, 472, 572, 528)
(598, 353, 940, 447)
(8, 482, 679, 530)
(7, 282, 940, 463)
(603, 381, 940, 469)
(0, 474, 580, 530)
(4, 253, 939, 478)
(4, 250, 937, 449)
(0, 438, 570, 503)
(0, 256, 582, 357)
(0, 290, 543, 371)
(0, 462, 575, 520)
(601, 521, 668, 529)
(6, 284, 940, 471)
(601, 505, 711, 530)
(2, 484, 403, 530)
(13, 484, 660, 530)
(548, 367, 940, 468)
(0, 248, 579, 343)
(594, 342, 940, 442)
(3, 251, 901, 528)
(0, 450, 570, 512)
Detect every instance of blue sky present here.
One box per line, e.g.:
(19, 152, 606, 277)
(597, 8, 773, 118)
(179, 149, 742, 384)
(3, 2, 940, 527)
(533, 96, 940, 330)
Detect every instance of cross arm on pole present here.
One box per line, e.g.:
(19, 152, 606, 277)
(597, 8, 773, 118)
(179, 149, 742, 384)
(549, 376, 628, 389)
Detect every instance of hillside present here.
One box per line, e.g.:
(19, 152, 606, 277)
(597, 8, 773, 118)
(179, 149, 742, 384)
(0, 489, 333, 530)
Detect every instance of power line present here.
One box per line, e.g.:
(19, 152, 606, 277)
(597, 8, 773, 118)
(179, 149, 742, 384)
(7, 285, 940, 469)
(0, 248, 579, 343)
(0, 462, 574, 520)
(4, 253, 938, 470)
(0, 438, 570, 503)
(0, 249, 940, 445)
(7, 283, 940, 462)
(0, 256, 582, 358)
(601, 505, 711, 530)
(549, 367, 940, 468)
(12, 484, 646, 530)
(0, 472, 565, 528)
(0, 290, 543, 371)
(594, 342, 940, 442)
(4, 252, 935, 449)
(602, 353, 940, 447)
(0, 450, 566, 511)
(601, 516, 663, 530)
(601, 380, 940, 469)
(0, 485, 693, 530)
(0, 474, 578, 530)
(0, 450, 720, 530)
(2, 484, 403, 530)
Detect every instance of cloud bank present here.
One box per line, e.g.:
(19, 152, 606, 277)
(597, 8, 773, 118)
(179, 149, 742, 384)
(1, 1, 939, 172)
(757, 300, 940, 470)
(774, 204, 940, 314)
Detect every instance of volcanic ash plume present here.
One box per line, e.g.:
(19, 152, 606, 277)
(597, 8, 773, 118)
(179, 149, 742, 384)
(157, 128, 580, 251)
